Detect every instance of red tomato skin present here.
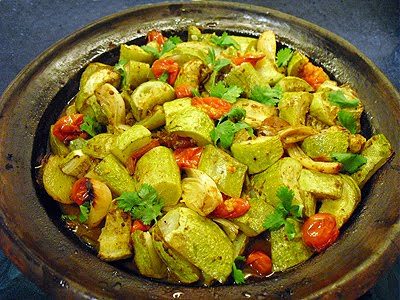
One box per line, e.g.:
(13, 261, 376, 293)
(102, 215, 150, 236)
(151, 59, 179, 85)
(298, 62, 329, 89)
(126, 139, 160, 175)
(52, 114, 87, 143)
(147, 30, 166, 45)
(302, 213, 339, 252)
(246, 251, 272, 276)
(211, 197, 250, 219)
(191, 97, 232, 120)
(131, 219, 151, 233)
(232, 53, 265, 66)
(175, 84, 193, 98)
(173, 147, 203, 169)
(71, 177, 93, 205)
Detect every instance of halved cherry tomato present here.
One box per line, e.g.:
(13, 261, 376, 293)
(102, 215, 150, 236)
(53, 114, 87, 143)
(147, 30, 166, 46)
(211, 197, 250, 219)
(246, 251, 272, 276)
(232, 53, 266, 66)
(175, 84, 194, 98)
(302, 213, 339, 252)
(126, 139, 160, 175)
(131, 219, 151, 233)
(191, 97, 232, 120)
(174, 147, 203, 169)
(155, 131, 197, 150)
(298, 62, 329, 89)
(71, 177, 93, 205)
(151, 58, 180, 85)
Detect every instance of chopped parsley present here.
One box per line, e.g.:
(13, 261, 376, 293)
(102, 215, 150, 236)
(210, 81, 243, 103)
(210, 108, 253, 149)
(337, 110, 357, 134)
(263, 186, 303, 240)
(141, 35, 182, 58)
(211, 32, 240, 50)
(116, 184, 164, 225)
(206, 48, 231, 72)
(328, 90, 359, 108)
(250, 85, 283, 106)
(80, 116, 102, 137)
(331, 152, 367, 174)
(276, 47, 293, 68)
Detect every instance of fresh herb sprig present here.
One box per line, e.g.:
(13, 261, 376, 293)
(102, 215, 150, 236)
(210, 81, 243, 103)
(141, 36, 182, 58)
(276, 47, 293, 68)
(250, 85, 283, 106)
(232, 256, 246, 285)
(337, 110, 357, 134)
(328, 90, 359, 108)
(80, 116, 102, 137)
(206, 48, 231, 72)
(263, 186, 303, 240)
(211, 32, 240, 50)
(331, 152, 367, 174)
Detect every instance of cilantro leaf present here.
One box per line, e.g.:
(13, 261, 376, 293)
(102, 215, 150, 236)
(158, 72, 169, 82)
(206, 48, 231, 72)
(141, 35, 182, 58)
(232, 262, 245, 285)
(328, 90, 359, 108)
(263, 210, 286, 231)
(276, 47, 293, 67)
(219, 107, 246, 124)
(114, 59, 128, 87)
(284, 219, 297, 240)
(210, 120, 237, 149)
(235, 256, 246, 262)
(79, 202, 90, 223)
(250, 85, 283, 106)
(210, 81, 243, 103)
(277, 186, 294, 212)
(168, 36, 182, 45)
(211, 32, 240, 50)
(337, 110, 357, 134)
(192, 88, 201, 97)
(61, 214, 77, 221)
(116, 184, 164, 225)
(141, 45, 161, 58)
(206, 48, 216, 65)
(331, 152, 367, 174)
(290, 204, 304, 219)
(80, 116, 102, 137)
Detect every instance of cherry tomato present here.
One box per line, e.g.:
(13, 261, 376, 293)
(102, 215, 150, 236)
(175, 84, 194, 98)
(155, 131, 197, 150)
(232, 53, 266, 66)
(71, 177, 93, 205)
(246, 251, 272, 276)
(298, 62, 329, 89)
(211, 197, 250, 219)
(126, 139, 160, 175)
(131, 219, 151, 233)
(147, 30, 166, 46)
(151, 58, 180, 85)
(191, 97, 232, 120)
(302, 213, 339, 252)
(174, 147, 203, 169)
(52, 114, 87, 143)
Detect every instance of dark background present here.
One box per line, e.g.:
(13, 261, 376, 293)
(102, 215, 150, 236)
(0, 0, 398, 299)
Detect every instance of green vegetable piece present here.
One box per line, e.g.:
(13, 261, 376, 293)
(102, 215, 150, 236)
(287, 51, 309, 77)
(129, 80, 175, 120)
(210, 81, 243, 103)
(319, 175, 361, 228)
(98, 202, 132, 261)
(157, 207, 234, 283)
(174, 59, 208, 95)
(42, 155, 75, 204)
(224, 63, 266, 97)
(82, 133, 116, 159)
(49, 125, 70, 156)
(142, 36, 182, 59)
(250, 85, 283, 106)
(152, 226, 201, 284)
(351, 134, 393, 188)
(60, 150, 92, 178)
(94, 83, 126, 129)
(75, 63, 120, 112)
(136, 105, 166, 130)
(132, 230, 168, 279)
(232, 233, 248, 258)
(206, 48, 231, 72)
(309, 92, 339, 126)
(298, 169, 343, 199)
(123, 60, 151, 90)
(328, 90, 359, 108)
(134, 146, 182, 206)
(278, 92, 313, 126)
(79, 95, 108, 125)
(160, 41, 209, 65)
(198, 145, 247, 198)
(187, 25, 202, 41)
(255, 56, 285, 86)
(270, 220, 313, 272)
(69, 138, 87, 151)
(331, 152, 367, 174)
(111, 124, 152, 164)
(166, 106, 214, 146)
(93, 154, 136, 196)
(301, 126, 349, 161)
(337, 110, 357, 134)
(251, 157, 303, 208)
(213, 218, 239, 241)
(276, 47, 294, 68)
(275, 76, 313, 92)
(163, 97, 192, 123)
(232, 98, 277, 128)
(231, 35, 257, 53)
(256, 30, 276, 60)
(232, 197, 275, 237)
(120, 44, 155, 64)
(231, 135, 283, 174)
